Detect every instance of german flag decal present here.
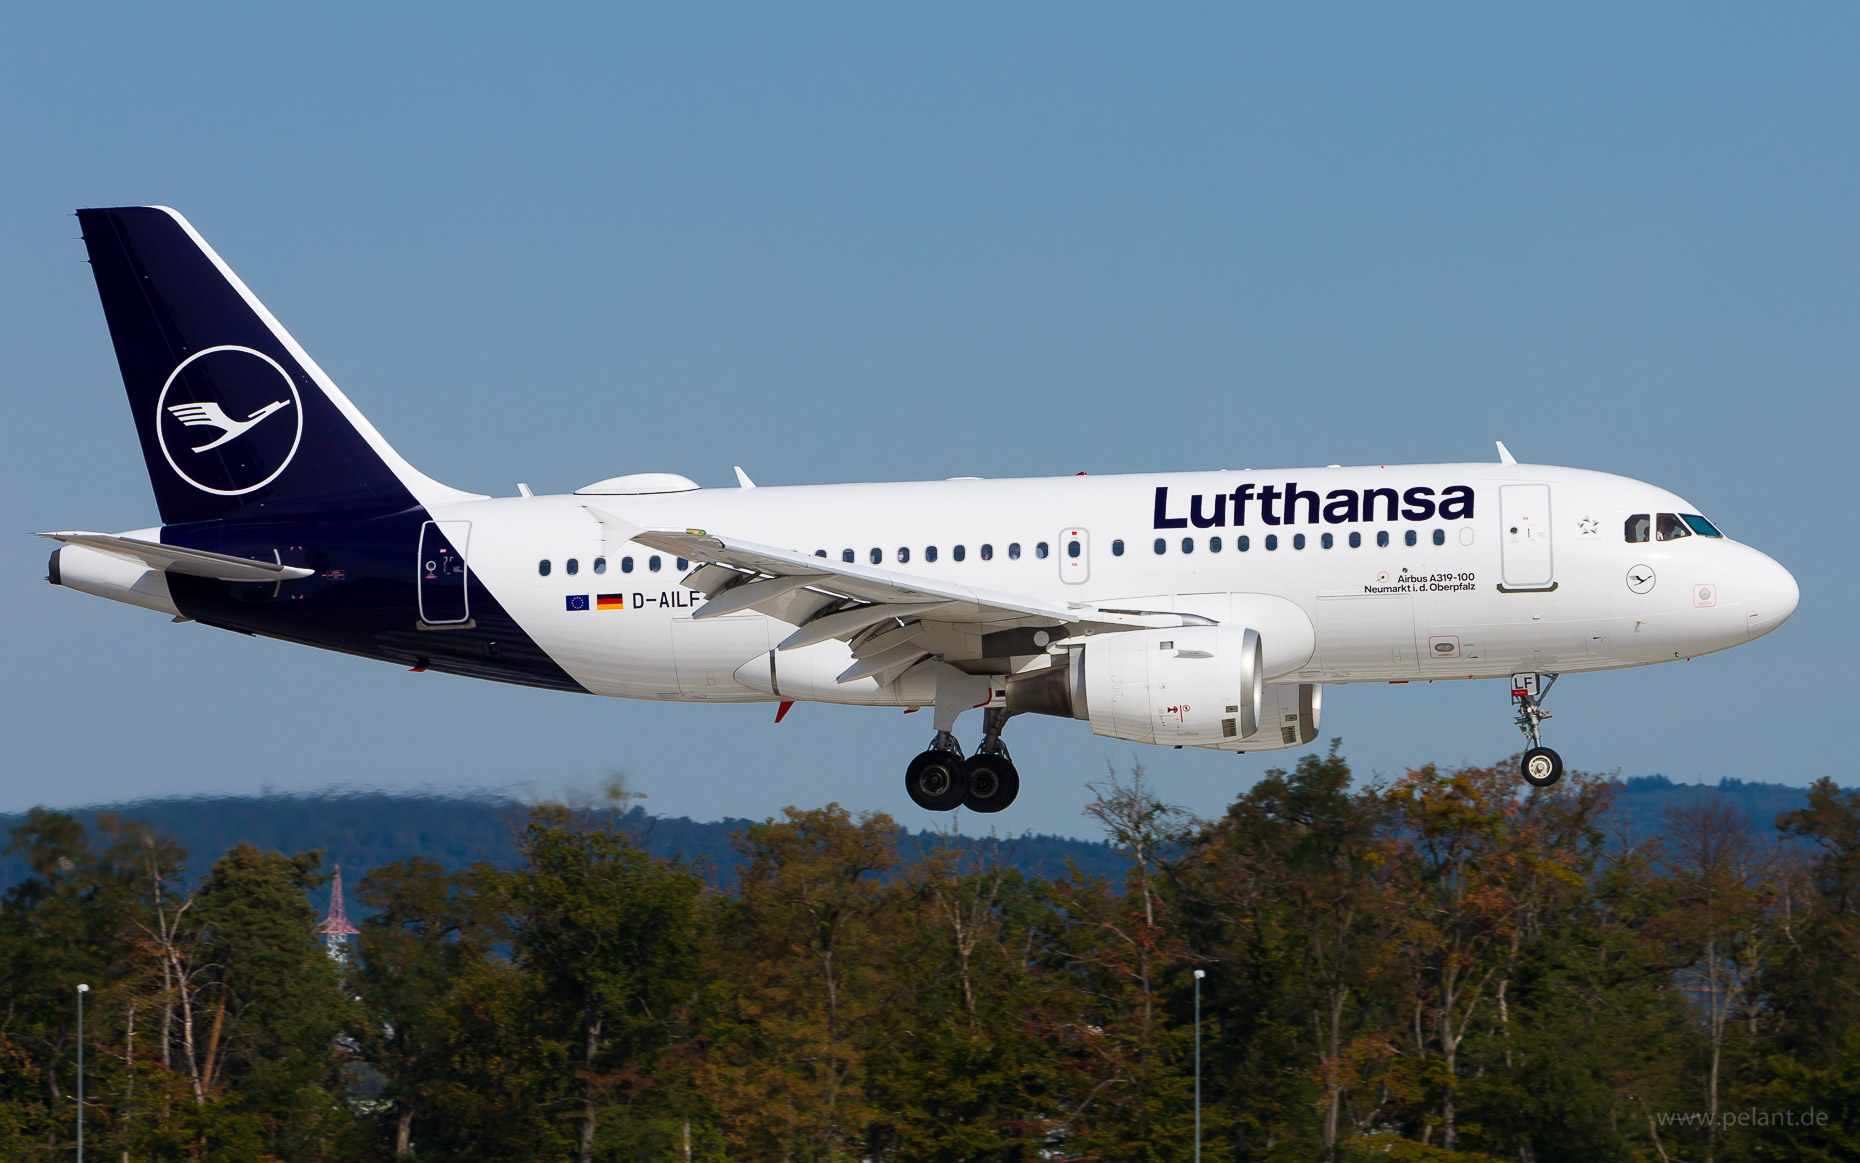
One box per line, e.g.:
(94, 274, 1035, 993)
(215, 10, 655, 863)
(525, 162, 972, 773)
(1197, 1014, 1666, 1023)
(597, 594, 625, 611)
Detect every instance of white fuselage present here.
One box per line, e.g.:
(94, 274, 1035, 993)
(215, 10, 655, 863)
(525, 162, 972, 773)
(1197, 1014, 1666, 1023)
(428, 462, 1796, 708)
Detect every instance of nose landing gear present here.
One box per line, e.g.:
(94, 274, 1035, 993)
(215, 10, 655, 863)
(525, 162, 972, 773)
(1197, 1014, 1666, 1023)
(1511, 673, 1564, 787)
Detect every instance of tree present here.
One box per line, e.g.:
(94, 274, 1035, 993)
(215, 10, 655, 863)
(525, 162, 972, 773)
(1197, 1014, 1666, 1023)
(510, 806, 702, 1163)
(696, 805, 902, 1160)
(1184, 743, 1394, 1156)
(354, 857, 507, 1157)
(189, 843, 354, 1158)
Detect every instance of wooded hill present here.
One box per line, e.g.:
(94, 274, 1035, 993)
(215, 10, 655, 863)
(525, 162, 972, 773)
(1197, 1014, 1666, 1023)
(1, 750, 1855, 1161)
(0, 773, 1817, 896)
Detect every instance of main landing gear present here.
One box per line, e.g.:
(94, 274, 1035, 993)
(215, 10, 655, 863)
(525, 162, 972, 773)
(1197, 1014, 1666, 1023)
(904, 707, 1021, 813)
(1511, 672, 1565, 788)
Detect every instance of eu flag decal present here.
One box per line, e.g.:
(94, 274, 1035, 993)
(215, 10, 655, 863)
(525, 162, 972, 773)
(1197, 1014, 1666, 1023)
(565, 595, 589, 611)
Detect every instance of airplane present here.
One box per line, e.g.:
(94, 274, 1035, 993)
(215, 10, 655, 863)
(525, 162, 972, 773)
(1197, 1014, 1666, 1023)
(43, 207, 1799, 813)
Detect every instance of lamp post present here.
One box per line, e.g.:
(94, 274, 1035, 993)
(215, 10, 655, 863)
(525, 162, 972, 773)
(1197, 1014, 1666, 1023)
(76, 983, 89, 1163)
(1193, 968, 1205, 1163)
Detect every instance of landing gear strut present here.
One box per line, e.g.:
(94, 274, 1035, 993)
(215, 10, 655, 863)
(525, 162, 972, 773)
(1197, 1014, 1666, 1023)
(1511, 673, 1564, 788)
(962, 707, 1021, 814)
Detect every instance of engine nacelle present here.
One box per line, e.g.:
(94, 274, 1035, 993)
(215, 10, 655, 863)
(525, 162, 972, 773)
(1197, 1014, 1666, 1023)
(1007, 626, 1263, 746)
(1214, 683, 1322, 752)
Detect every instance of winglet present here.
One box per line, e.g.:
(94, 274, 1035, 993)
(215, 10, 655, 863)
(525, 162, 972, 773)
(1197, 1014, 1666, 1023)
(1495, 441, 1517, 465)
(734, 466, 757, 489)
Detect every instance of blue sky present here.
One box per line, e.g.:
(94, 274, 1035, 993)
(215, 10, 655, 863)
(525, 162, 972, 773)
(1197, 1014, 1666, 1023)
(2, 6, 1853, 837)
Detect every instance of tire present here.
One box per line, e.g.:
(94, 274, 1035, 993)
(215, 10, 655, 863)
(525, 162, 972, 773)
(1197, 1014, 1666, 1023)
(963, 756, 1020, 813)
(905, 750, 969, 811)
(1521, 747, 1564, 788)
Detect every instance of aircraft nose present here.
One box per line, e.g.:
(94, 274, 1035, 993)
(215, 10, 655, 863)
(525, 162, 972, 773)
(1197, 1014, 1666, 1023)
(1745, 552, 1799, 641)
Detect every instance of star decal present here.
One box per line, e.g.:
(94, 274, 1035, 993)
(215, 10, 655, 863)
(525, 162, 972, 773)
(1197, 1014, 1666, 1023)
(1578, 516, 1599, 536)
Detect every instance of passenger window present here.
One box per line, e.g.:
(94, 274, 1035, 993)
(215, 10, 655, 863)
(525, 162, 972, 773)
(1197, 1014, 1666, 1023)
(1154, 538, 1167, 555)
(1432, 529, 1445, 546)
(593, 557, 607, 574)
(1377, 531, 1390, 548)
(1068, 540, 1082, 558)
(1238, 535, 1251, 552)
(649, 556, 662, 572)
(926, 546, 938, 562)
(1625, 514, 1650, 543)
(1293, 533, 1306, 550)
(1320, 533, 1333, 549)
(815, 550, 827, 557)
(1265, 534, 1279, 551)
(1181, 537, 1194, 554)
(677, 558, 688, 571)
(1404, 530, 1417, 547)
(1008, 542, 1021, 559)
(1036, 542, 1050, 559)
(1209, 536, 1222, 553)
(953, 545, 966, 562)
(1682, 514, 1724, 538)
(1112, 539, 1125, 556)
(1656, 513, 1692, 541)
(870, 547, 883, 564)
(981, 544, 993, 561)
(1349, 532, 1361, 548)
(538, 559, 552, 576)
(898, 547, 910, 563)
(843, 549, 855, 563)
(621, 556, 634, 573)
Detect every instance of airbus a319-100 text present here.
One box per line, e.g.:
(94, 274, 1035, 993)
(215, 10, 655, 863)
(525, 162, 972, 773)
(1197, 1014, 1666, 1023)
(44, 208, 1799, 811)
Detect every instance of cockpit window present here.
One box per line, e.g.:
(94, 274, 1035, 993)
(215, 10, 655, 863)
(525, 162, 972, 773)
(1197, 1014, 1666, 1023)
(1625, 514, 1650, 543)
(1655, 513, 1692, 541)
(1682, 513, 1724, 538)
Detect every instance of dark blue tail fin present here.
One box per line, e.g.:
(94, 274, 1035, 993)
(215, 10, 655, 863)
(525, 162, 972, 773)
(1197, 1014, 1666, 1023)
(77, 206, 468, 525)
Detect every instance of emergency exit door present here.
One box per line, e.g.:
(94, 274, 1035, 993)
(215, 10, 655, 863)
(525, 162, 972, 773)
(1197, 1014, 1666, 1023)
(418, 520, 472, 624)
(1498, 485, 1554, 590)
(1059, 528, 1090, 584)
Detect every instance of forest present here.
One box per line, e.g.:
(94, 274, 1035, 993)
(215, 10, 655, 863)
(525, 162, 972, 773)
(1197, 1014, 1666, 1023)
(1, 748, 1855, 1162)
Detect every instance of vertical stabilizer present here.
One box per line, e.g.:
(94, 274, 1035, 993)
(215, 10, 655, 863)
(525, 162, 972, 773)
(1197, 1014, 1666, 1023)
(77, 206, 478, 525)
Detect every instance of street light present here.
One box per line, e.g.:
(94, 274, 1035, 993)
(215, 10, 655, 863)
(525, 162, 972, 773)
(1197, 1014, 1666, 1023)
(76, 983, 89, 1163)
(1193, 969, 1205, 1163)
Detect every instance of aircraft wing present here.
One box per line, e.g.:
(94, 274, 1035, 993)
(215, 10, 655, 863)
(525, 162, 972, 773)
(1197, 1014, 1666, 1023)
(39, 531, 315, 582)
(633, 527, 1212, 685)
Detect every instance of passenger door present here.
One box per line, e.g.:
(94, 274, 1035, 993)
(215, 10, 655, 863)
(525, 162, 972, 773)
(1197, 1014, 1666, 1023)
(418, 520, 472, 624)
(1498, 484, 1554, 591)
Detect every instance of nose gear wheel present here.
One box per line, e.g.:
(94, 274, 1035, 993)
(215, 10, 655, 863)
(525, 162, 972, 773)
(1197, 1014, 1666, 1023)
(1510, 673, 1564, 787)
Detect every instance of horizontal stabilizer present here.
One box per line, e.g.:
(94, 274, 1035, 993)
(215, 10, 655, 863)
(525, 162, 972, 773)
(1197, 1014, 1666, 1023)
(38, 531, 314, 582)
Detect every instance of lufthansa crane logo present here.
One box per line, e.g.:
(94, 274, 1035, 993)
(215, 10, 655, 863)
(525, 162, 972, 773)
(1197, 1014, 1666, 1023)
(156, 346, 304, 495)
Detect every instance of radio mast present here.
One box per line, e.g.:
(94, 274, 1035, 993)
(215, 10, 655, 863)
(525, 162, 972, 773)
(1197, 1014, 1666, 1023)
(317, 864, 361, 961)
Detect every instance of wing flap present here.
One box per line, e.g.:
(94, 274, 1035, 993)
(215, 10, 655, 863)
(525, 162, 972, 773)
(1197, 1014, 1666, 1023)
(634, 528, 1217, 655)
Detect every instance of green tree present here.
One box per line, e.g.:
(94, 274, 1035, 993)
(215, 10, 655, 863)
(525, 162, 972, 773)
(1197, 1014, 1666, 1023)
(355, 857, 507, 1157)
(511, 806, 702, 1163)
(696, 805, 902, 1160)
(189, 843, 355, 1159)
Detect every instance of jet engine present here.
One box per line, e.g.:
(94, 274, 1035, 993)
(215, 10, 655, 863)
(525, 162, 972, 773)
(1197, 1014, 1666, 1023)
(1006, 626, 1264, 746)
(1216, 682, 1322, 751)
